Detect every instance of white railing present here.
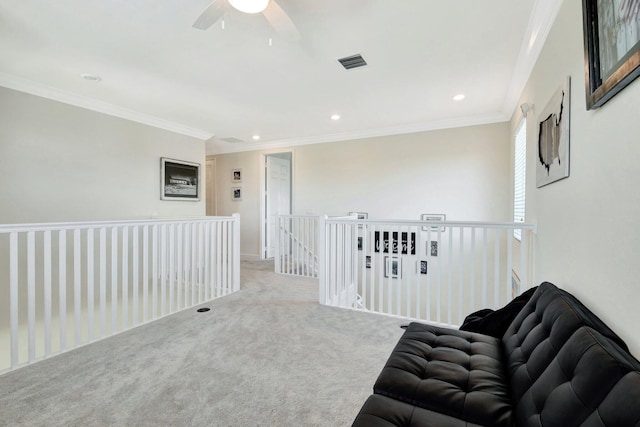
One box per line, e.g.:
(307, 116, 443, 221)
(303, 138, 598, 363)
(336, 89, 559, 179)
(318, 218, 536, 327)
(275, 215, 320, 278)
(0, 215, 240, 372)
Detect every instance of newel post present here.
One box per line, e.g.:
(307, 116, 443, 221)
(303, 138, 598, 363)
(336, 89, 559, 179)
(232, 213, 241, 292)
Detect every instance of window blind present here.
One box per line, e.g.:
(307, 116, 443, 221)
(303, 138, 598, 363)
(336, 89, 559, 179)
(514, 119, 526, 240)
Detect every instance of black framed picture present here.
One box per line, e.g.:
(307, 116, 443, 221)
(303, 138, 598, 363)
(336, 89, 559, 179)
(582, 0, 640, 109)
(160, 158, 200, 201)
(418, 260, 428, 275)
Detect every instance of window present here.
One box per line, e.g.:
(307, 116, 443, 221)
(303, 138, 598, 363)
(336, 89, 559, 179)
(513, 119, 526, 240)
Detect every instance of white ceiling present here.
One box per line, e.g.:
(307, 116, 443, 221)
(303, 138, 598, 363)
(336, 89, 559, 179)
(0, 0, 561, 154)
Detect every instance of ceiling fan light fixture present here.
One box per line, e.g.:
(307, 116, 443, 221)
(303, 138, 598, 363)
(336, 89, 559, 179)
(228, 0, 269, 14)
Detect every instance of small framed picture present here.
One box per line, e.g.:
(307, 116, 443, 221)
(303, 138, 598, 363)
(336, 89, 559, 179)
(349, 212, 368, 229)
(421, 214, 446, 231)
(357, 237, 363, 251)
(231, 187, 242, 201)
(349, 212, 368, 220)
(366, 256, 372, 269)
(418, 260, 428, 275)
(428, 241, 438, 257)
(232, 169, 242, 183)
(384, 256, 402, 279)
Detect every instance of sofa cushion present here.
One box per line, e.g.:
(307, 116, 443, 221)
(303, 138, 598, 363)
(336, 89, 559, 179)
(372, 322, 512, 427)
(352, 394, 485, 427)
(514, 326, 640, 426)
(502, 282, 627, 404)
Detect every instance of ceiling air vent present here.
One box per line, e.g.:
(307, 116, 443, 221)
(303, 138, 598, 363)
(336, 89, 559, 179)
(338, 54, 367, 70)
(220, 137, 244, 144)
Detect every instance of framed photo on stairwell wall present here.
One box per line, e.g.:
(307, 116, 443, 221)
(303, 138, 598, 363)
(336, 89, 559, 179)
(384, 256, 402, 279)
(232, 168, 242, 183)
(231, 187, 242, 201)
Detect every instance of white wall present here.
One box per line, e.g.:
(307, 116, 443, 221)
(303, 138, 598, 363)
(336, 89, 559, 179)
(513, 0, 640, 355)
(0, 87, 205, 223)
(212, 122, 511, 258)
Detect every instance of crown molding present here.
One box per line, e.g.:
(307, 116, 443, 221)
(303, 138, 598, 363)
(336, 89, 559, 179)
(501, 0, 564, 117)
(206, 112, 509, 155)
(0, 72, 214, 140)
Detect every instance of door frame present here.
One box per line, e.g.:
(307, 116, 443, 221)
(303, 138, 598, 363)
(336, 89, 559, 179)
(205, 156, 217, 216)
(260, 151, 294, 260)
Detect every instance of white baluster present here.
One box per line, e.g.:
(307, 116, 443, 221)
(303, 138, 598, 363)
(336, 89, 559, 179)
(58, 230, 67, 351)
(75, 229, 83, 345)
(122, 226, 129, 328)
(87, 229, 94, 341)
(133, 226, 139, 325)
(44, 230, 52, 356)
(111, 227, 118, 334)
(10, 232, 19, 368)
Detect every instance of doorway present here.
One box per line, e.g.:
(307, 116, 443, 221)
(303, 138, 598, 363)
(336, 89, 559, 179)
(262, 152, 292, 259)
(205, 158, 217, 216)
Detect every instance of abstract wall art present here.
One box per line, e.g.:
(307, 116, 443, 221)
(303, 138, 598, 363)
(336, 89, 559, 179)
(536, 77, 571, 188)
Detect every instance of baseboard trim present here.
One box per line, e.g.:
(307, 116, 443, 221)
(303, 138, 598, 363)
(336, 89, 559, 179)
(241, 253, 262, 261)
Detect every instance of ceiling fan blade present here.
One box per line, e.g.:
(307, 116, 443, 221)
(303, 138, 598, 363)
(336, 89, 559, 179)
(263, 0, 301, 41)
(193, 0, 224, 30)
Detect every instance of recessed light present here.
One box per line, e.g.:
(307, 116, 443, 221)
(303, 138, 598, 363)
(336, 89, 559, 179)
(453, 94, 465, 101)
(252, 135, 260, 141)
(80, 73, 101, 82)
(331, 114, 341, 121)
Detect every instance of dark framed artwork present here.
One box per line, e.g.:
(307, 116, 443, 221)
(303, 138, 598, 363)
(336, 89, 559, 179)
(582, 0, 640, 109)
(161, 158, 200, 201)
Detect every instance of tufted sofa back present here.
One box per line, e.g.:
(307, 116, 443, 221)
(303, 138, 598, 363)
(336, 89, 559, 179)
(502, 282, 640, 426)
(514, 326, 640, 426)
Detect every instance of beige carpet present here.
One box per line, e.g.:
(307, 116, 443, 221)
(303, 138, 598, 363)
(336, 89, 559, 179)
(0, 260, 405, 426)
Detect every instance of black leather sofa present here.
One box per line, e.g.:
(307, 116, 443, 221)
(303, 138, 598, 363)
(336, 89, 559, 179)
(352, 282, 640, 426)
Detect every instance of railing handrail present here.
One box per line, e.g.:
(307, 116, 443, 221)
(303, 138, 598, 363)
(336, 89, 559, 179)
(0, 216, 237, 234)
(324, 218, 537, 231)
(276, 214, 318, 220)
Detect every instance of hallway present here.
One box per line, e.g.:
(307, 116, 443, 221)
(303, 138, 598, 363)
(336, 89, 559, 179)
(0, 260, 405, 426)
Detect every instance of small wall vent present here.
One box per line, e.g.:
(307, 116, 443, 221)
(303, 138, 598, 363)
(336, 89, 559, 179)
(338, 54, 367, 70)
(220, 137, 244, 144)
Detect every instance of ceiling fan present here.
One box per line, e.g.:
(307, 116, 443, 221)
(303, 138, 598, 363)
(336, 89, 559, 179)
(193, 0, 301, 41)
